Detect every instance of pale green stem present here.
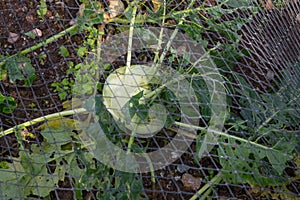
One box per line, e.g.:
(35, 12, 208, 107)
(200, 187, 213, 200)
(107, 17, 157, 24)
(255, 92, 300, 141)
(125, 1, 139, 74)
(152, 0, 167, 65)
(189, 173, 222, 200)
(0, 24, 78, 67)
(126, 117, 141, 154)
(174, 121, 292, 157)
(171, 0, 229, 16)
(151, 0, 197, 75)
(144, 153, 156, 184)
(141, 48, 220, 102)
(0, 108, 87, 138)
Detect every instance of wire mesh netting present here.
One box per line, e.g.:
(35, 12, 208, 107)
(0, 0, 299, 199)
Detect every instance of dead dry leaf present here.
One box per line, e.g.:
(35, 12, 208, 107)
(8, 32, 19, 44)
(181, 173, 202, 190)
(106, 0, 124, 20)
(265, 0, 274, 10)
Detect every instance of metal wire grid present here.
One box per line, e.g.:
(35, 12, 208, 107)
(0, 0, 299, 199)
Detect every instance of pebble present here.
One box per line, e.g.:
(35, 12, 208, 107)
(30, 28, 43, 37)
(7, 32, 19, 43)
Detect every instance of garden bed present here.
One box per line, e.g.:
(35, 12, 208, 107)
(0, 0, 299, 199)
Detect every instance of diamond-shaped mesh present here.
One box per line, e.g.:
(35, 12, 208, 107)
(0, 0, 299, 199)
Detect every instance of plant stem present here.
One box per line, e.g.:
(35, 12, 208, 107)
(159, 0, 195, 63)
(255, 92, 300, 140)
(151, 0, 197, 75)
(126, 118, 141, 154)
(171, 0, 229, 16)
(189, 172, 222, 200)
(153, 0, 167, 65)
(0, 108, 86, 138)
(0, 24, 78, 67)
(125, 1, 139, 74)
(200, 187, 213, 200)
(174, 121, 292, 157)
(144, 153, 156, 184)
(107, 17, 157, 24)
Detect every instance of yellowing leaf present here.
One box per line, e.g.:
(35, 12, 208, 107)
(39, 118, 78, 130)
(20, 128, 35, 141)
(62, 98, 83, 110)
(152, 0, 162, 13)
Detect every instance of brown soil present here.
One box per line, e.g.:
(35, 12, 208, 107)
(236, 1, 300, 92)
(0, 0, 299, 199)
(0, 0, 81, 127)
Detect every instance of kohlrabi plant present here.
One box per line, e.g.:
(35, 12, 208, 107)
(1, 0, 298, 199)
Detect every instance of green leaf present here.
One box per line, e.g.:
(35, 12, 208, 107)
(19, 148, 69, 197)
(37, 0, 47, 18)
(0, 93, 17, 114)
(0, 161, 30, 198)
(41, 118, 76, 145)
(77, 47, 87, 57)
(218, 0, 256, 8)
(6, 54, 36, 85)
(124, 4, 134, 21)
(154, 88, 180, 128)
(27, 167, 57, 197)
(24, 31, 37, 39)
(77, 1, 104, 30)
(0, 59, 8, 81)
(122, 91, 149, 121)
(59, 45, 70, 57)
(218, 138, 291, 186)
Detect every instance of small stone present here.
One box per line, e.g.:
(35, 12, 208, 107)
(30, 28, 43, 37)
(181, 173, 202, 190)
(7, 32, 19, 43)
